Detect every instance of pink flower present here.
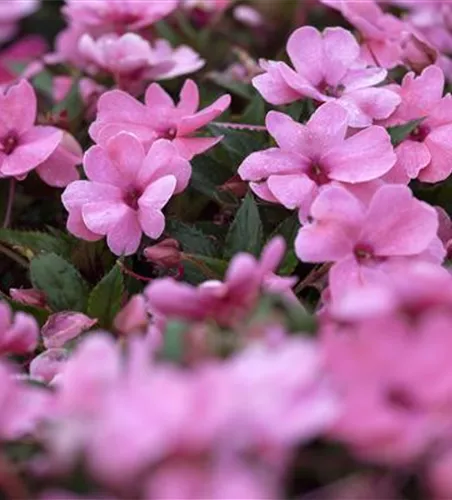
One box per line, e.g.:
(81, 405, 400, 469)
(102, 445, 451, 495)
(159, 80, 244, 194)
(114, 295, 149, 336)
(239, 102, 396, 219)
(0, 79, 63, 179)
(62, 133, 191, 255)
(30, 348, 69, 384)
(63, 0, 178, 34)
(90, 79, 231, 160)
(295, 184, 444, 294)
(146, 237, 295, 327)
(42, 312, 98, 349)
(53, 76, 106, 119)
(253, 26, 401, 127)
(383, 65, 452, 183)
(0, 301, 38, 355)
(0, 0, 39, 43)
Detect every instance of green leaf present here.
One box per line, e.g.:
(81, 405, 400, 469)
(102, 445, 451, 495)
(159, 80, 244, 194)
(0, 229, 73, 259)
(225, 193, 263, 258)
(388, 118, 424, 146)
(166, 220, 218, 257)
(190, 155, 235, 203)
(87, 264, 124, 329)
(154, 21, 181, 46)
(241, 93, 266, 125)
(208, 124, 267, 168)
(269, 214, 300, 275)
(207, 73, 254, 99)
(52, 77, 82, 121)
(30, 253, 89, 312)
(160, 320, 187, 363)
(182, 254, 229, 280)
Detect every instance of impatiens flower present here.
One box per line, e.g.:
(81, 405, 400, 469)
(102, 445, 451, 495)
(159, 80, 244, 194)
(146, 237, 296, 327)
(89, 79, 231, 160)
(30, 348, 69, 384)
(114, 295, 149, 336)
(295, 184, 444, 294)
(238, 102, 396, 218)
(253, 26, 401, 127)
(0, 301, 38, 355)
(63, 0, 178, 34)
(0, 0, 39, 43)
(53, 76, 106, 119)
(42, 312, 98, 349)
(383, 65, 452, 182)
(0, 79, 63, 179)
(62, 132, 191, 255)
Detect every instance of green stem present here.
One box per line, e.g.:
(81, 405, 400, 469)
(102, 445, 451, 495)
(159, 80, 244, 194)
(0, 243, 29, 268)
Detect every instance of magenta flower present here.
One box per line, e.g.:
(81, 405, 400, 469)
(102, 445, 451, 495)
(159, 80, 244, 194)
(0, 79, 63, 179)
(90, 79, 231, 160)
(62, 132, 191, 256)
(295, 184, 444, 293)
(146, 237, 296, 327)
(383, 65, 452, 183)
(238, 102, 396, 219)
(0, 301, 38, 355)
(253, 26, 401, 127)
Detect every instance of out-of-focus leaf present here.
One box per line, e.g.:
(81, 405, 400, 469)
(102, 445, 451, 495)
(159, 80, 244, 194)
(225, 193, 263, 258)
(30, 253, 89, 312)
(0, 229, 73, 259)
(52, 77, 82, 121)
(241, 93, 266, 125)
(160, 320, 187, 363)
(388, 118, 424, 146)
(154, 21, 181, 46)
(207, 73, 254, 99)
(87, 264, 124, 329)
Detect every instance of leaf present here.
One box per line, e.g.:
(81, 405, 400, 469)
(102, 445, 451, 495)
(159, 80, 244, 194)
(241, 93, 266, 125)
(269, 214, 300, 275)
(87, 264, 124, 329)
(190, 155, 235, 203)
(225, 193, 263, 258)
(208, 124, 267, 168)
(154, 21, 181, 46)
(388, 118, 424, 146)
(52, 77, 82, 121)
(182, 254, 229, 280)
(0, 229, 73, 259)
(207, 73, 254, 99)
(159, 320, 187, 363)
(166, 220, 218, 257)
(30, 253, 89, 312)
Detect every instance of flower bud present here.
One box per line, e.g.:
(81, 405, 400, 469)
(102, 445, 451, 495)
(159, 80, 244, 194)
(143, 238, 181, 268)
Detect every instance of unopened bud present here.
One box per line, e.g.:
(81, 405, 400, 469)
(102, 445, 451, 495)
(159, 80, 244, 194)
(219, 174, 248, 198)
(10, 288, 47, 308)
(143, 239, 181, 268)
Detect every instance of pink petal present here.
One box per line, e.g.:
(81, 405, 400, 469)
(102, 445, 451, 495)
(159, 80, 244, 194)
(29, 348, 69, 383)
(267, 174, 317, 210)
(238, 149, 306, 181)
(252, 61, 301, 105)
(138, 140, 191, 193)
(66, 208, 103, 242)
(172, 136, 221, 160)
(362, 185, 439, 256)
(342, 67, 388, 92)
(138, 175, 177, 211)
(311, 184, 365, 224)
(83, 145, 128, 188)
(306, 102, 349, 151)
(266, 111, 308, 151)
(107, 211, 142, 256)
(323, 27, 360, 87)
(62, 180, 122, 210)
(138, 210, 166, 240)
(249, 181, 280, 203)
(420, 124, 452, 182)
(144, 82, 175, 109)
(0, 79, 36, 135)
(42, 312, 97, 349)
(286, 26, 324, 85)
(394, 140, 431, 180)
(0, 126, 62, 176)
(1, 312, 38, 354)
(325, 126, 396, 182)
(177, 94, 231, 136)
(259, 236, 286, 275)
(105, 132, 146, 179)
(225, 253, 260, 293)
(82, 201, 131, 236)
(278, 63, 327, 101)
(177, 79, 199, 114)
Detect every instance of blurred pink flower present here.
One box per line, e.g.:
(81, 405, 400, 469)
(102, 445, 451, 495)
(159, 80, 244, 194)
(42, 312, 97, 349)
(90, 79, 231, 160)
(0, 0, 39, 43)
(30, 348, 70, 384)
(0, 301, 38, 355)
(114, 295, 149, 336)
(253, 26, 401, 127)
(62, 133, 191, 255)
(0, 79, 63, 179)
(239, 102, 395, 219)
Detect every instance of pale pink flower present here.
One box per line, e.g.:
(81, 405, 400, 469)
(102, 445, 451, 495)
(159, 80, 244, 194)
(383, 65, 452, 182)
(0, 79, 63, 179)
(63, 0, 178, 34)
(114, 295, 149, 336)
(295, 184, 444, 295)
(0, 301, 38, 355)
(0, 0, 39, 43)
(62, 133, 191, 255)
(253, 26, 401, 127)
(30, 348, 69, 384)
(42, 312, 97, 349)
(146, 237, 296, 327)
(239, 102, 395, 219)
(90, 79, 231, 160)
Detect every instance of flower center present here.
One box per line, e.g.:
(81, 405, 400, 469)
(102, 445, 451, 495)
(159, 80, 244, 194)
(353, 243, 374, 262)
(385, 386, 418, 412)
(410, 124, 430, 142)
(161, 127, 177, 140)
(1, 131, 18, 155)
(123, 186, 142, 210)
(319, 81, 345, 98)
(308, 163, 330, 185)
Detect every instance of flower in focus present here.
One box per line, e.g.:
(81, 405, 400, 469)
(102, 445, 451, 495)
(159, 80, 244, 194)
(239, 102, 396, 219)
(253, 26, 401, 127)
(90, 79, 231, 159)
(62, 132, 191, 255)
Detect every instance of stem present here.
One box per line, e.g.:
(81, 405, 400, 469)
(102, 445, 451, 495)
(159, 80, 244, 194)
(117, 261, 153, 282)
(182, 254, 221, 280)
(0, 243, 29, 268)
(3, 178, 15, 228)
(294, 263, 331, 295)
(211, 121, 268, 132)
